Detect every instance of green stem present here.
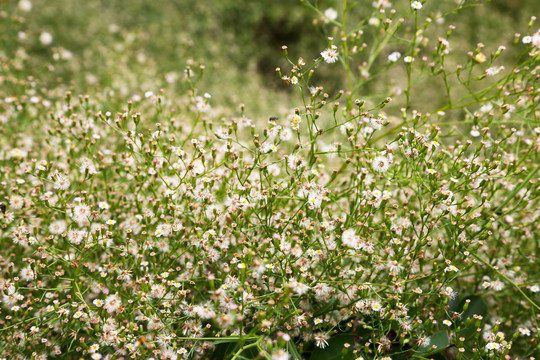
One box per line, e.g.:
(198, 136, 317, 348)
(342, 0, 353, 109)
(472, 254, 540, 312)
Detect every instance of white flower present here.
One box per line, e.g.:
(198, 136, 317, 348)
(313, 332, 330, 348)
(73, 311, 84, 319)
(20, 266, 35, 281)
(532, 33, 540, 48)
(68, 230, 87, 245)
(485, 66, 504, 77)
(442, 286, 458, 299)
(79, 158, 97, 175)
(417, 336, 430, 347)
(287, 154, 304, 169)
(443, 319, 452, 326)
(18, 0, 32, 12)
(195, 96, 210, 112)
(411, 1, 422, 10)
(368, 17, 380, 27)
(324, 8, 338, 21)
(89, 344, 100, 354)
(39, 32, 53, 46)
(485, 342, 500, 351)
(531, 284, 540, 293)
(72, 203, 91, 226)
(388, 51, 401, 62)
(522, 35, 532, 44)
(49, 220, 67, 235)
(404, 55, 414, 63)
(307, 192, 323, 209)
(271, 349, 290, 360)
(382, 190, 392, 200)
(321, 46, 339, 64)
(104, 293, 122, 313)
(288, 280, 310, 295)
(280, 127, 292, 141)
(341, 229, 359, 248)
(470, 125, 481, 137)
(372, 156, 391, 173)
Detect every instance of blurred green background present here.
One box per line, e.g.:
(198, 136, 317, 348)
(0, 0, 536, 117)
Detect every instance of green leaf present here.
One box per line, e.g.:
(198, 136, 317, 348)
(211, 342, 236, 359)
(313, 297, 338, 317)
(441, 218, 454, 240)
(460, 295, 488, 321)
(457, 295, 488, 337)
(310, 335, 356, 360)
(345, 2, 357, 12)
(287, 341, 302, 360)
(415, 331, 449, 356)
(213, 344, 259, 360)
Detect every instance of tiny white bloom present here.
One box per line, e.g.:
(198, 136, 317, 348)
(485, 342, 500, 351)
(19, 0, 32, 12)
(388, 51, 401, 62)
(321, 46, 339, 64)
(368, 17, 380, 27)
(324, 8, 338, 21)
(411, 1, 422, 10)
(372, 156, 391, 173)
(39, 32, 53, 46)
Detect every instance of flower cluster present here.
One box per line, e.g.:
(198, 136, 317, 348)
(0, 1, 539, 359)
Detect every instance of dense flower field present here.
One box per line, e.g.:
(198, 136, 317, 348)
(0, 0, 539, 359)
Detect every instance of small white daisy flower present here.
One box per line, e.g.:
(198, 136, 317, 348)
(321, 46, 339, 64)
(388, 51, 401, 62)
(411, 1, 422, 10)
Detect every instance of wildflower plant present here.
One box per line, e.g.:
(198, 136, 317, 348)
(0, 0, 539, 359)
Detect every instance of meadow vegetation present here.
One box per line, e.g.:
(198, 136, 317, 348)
(0, 0, 539, 359)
